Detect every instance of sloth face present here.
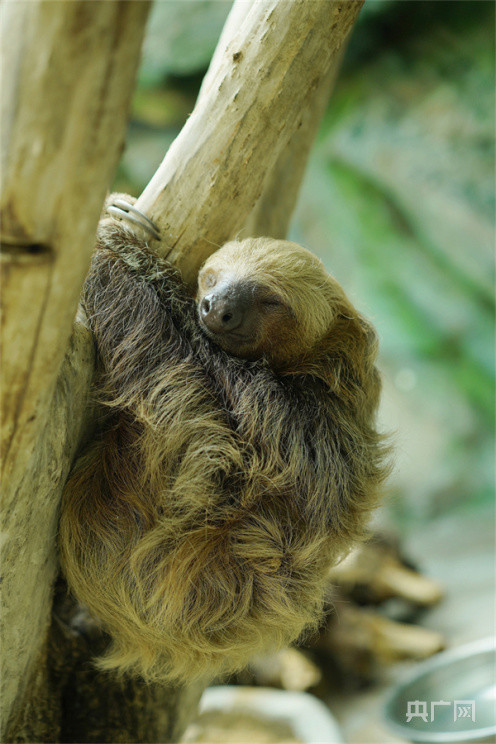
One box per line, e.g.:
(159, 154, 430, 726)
(197, 237, 343, 368)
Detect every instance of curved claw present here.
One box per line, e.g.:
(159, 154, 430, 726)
(108, 199, 161, 241)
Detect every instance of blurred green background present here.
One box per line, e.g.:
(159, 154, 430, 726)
(114, 0, 495, 530)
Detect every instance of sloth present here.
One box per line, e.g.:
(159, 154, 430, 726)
(59, 200, 388, 684)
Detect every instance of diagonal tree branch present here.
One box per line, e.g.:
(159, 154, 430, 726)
(134, 0, 364, 285)
(241, 45, 346, 239)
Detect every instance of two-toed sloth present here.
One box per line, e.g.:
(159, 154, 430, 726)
(59, 200, 388, 684)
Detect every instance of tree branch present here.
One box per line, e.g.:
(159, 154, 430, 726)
(134, 0, 363, 285)
(242, 47, 345, 239)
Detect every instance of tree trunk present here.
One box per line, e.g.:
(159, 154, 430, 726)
(1, 1, 364, 741)
(0, 1, 151, 739)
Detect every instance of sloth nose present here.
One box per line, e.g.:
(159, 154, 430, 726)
(200, 290, 245, 333)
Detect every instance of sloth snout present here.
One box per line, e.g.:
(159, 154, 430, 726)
(200, 289, 245, 334)
(201, 296, 242, 332)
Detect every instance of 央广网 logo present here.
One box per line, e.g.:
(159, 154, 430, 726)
(406, 700, 476, 724)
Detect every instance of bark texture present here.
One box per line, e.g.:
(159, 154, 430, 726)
(209, 1, 349, 240)
(242, 47, 346, 239)
(0, 1, 150, 738)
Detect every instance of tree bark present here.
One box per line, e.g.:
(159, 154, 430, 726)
(1, 0, 363, 741)
(241, 47, 346, 239)
(199, 1, 349, 241)
(0, 2, 151, 739)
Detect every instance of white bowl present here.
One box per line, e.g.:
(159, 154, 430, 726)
(384, 637, 496, 743)
(197, 685, 345, 743)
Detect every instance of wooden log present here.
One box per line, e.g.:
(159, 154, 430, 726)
(242, 48, 345, 240)
(0, 2, 151, 736)
(320, 601, 446, 679)
(192, 0, 350, 241)
(329, 538, 444, 606)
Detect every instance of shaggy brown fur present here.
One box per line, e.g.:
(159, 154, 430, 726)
(59, 206, 388, 684)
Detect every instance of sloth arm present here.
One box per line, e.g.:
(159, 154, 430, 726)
(83, 222, 200, 393)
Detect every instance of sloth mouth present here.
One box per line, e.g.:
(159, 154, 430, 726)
(199, 319, 256, 349)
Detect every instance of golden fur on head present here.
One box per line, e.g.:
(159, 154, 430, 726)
(198, 237, 343, 367)
(59, 210, 389, 684)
